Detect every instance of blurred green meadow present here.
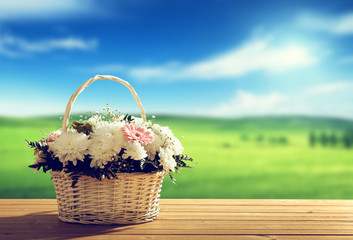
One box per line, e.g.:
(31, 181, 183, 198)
(1, 115, 353, 199)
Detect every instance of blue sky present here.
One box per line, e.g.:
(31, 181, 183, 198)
(1, 0, 353, 118)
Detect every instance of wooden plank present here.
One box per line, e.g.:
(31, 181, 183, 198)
(3, 205, 353, 215)
(1, 217, 353, 234)
(3, 204, 353, 212)
(2, 214, 353, 221)
(2, 211, 353, 222)
(2, 208, 353, 214)
(272, 237, 353, 240)
(0, 234, 275, 240)
(158, 214, 353, 221)
(2, 219, 353, 225)
(3, 211, 353, 220)
(160, 199, 353, 206)
(2, 199, 353, 206)
(160, 206, 353, 213)
(3, 234, 353, 240)
(2, 222, 353, 230)
(2, 227, 353, 235)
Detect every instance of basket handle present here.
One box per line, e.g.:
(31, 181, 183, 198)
(61, 75, 146, 133)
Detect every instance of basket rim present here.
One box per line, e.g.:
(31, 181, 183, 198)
(50, 170, 166, 178)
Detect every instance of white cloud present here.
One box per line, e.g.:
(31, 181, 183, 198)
(129, 62, 182, 80)
(88, 61, 182, 81)
(130, 67, 168, 79)
(304, 82, 353, 95)
(182, 39, 316, 80)
(0, 0, 94, 20)
(91, 37, 316, 81)
(299, 12, 353, 35)
(212, 90, 288, 116)
(210, 82, 353, 119)
(0, 34, 97, 57)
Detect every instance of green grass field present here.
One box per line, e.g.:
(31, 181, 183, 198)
(1, 115, 353, 199)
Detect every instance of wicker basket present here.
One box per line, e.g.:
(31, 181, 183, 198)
(51, 75, 167, 224)
(51, 171, 166, 224)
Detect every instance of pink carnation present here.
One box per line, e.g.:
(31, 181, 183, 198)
(122, 124, 154, 145)
(46, 132, 61, 143)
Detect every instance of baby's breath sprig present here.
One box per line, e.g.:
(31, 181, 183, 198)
(38, 128, 50, 141)
(100, 104, 121, 122)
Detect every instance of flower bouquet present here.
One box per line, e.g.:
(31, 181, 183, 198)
(26, 75, 194, 224)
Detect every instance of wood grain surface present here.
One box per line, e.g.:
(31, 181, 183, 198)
(1, 199, 353, 240)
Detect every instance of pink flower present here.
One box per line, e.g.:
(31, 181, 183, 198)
(46, 132, 61, 142)
(34, 148, 41, 155)
(34, 139, 46, 155)
(122, 124, 154, 145)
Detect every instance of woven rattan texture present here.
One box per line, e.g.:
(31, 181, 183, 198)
(51, 171, 166, 224)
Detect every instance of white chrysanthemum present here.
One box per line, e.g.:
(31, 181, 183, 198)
(88, 135, 116, 168)
(103, 121, 125, 136)
(89, 121, 127, 168)
(144, 124, 183, 160)
(158, 147, 176, 172)
(123, 142, 147, 160)
(93, 121, 120, 136)
(85, 115, 103, 130)
(110, 122, 129, 152)
(171, 137, 184, 155)
(132, 117, 144, 125)
(144, 130, 163, 160)
(158, 125, 183, 154)
(48, 131, 90, 166)
(92, 118, 110, 131)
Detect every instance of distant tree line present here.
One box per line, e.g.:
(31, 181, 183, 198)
(309, 130, 353, 148)
(240, 134, 288, 145)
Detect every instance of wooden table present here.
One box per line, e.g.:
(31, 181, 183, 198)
(1, 199, 353, 240)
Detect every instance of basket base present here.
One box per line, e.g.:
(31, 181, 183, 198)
(57, 211, 159, 225)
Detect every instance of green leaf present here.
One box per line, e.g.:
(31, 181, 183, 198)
(168, 172, 176, 184)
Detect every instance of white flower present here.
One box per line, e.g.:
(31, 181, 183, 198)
(89, 135, 115, 168)
(132, 117, 144, 125)
(123, 142, 147, 160)
(144, 130, 163, 160)
(170, 137, 184, 155)
(48, 131, 90, 166)
(109, 121, 128, 152)
(158, 147, 176, 172)
(101, 122, 127, 148)
(89, 121, 127, 168)
(85, 115, 104, 130)
(144, 124, 183, 160)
